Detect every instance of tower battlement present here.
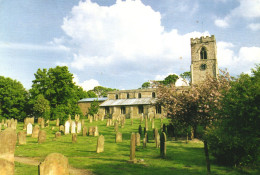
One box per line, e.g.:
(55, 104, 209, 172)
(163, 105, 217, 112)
(190, 35, 215, 44)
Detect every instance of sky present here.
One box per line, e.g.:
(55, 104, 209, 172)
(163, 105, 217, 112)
(0, 0, 260, 91)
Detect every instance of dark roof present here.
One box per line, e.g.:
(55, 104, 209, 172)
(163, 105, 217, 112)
(100, 97, 157, 107)
(78, 97, 108, 103)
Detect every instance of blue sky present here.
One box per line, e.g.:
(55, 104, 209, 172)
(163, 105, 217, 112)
(0, 0, 259, 90)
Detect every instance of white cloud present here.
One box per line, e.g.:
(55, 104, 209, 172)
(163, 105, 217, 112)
(217, 41, 260, 74)
(214, 0, 260, 28)
(248, 23, 260, 31)
(154, 72, 177, 81)
(60, 0, 209, 73)
(73, 73, 100, 91)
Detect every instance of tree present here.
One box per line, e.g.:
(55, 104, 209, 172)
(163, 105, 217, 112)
(0, 76, 28, 120)
(30, 66, 88, 120)
(141, 82, 151, 89)
(32, 94, 50, 120)
(207, 65, 260, 166)
(91, 86, 117, 97)
(88, 100, 99, 117)
(157, 70, 231, 173)
(162, 74, 179, 85)
(180, 71, 191, 83)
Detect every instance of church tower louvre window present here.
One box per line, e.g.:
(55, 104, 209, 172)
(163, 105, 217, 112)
(200, 47, 207, 60)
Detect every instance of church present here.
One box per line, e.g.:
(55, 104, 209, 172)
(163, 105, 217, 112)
(78, 35, 218, 119)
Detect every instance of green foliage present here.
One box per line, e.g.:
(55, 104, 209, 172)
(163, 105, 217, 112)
(208, 65, 260, 166)
(0, 76, 28, 120)
(162, 74, 179, 85)
(91, 86, 117, 97)
(180, 71, 191, 82)
(88, 100, 99, 117)
(29, 66, 87, 120)
(32, 94, 50, 120)
(142, 82, 151, 89)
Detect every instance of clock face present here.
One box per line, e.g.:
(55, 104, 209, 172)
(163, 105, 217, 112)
(200, 64, 207, 70)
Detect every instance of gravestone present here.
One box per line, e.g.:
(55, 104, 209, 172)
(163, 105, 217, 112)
(64, 121, 70, 135)
(82, 126, 88, 136)
(94, 126, 99, 136)
(89, 127, 94, 136)
(106, 119, 110, 127)
(38, 130, 46, 144)
(71, 121, 76, 134)
(38, 153, 69, 175)
(143, 137, 146, 148)
(155, 131, 160, 148)
(10, 121, 16, 130)
(135, 133, 140, 146)
(0, 128, 17, 175)
(26, 123, 33, 135)
(76, 122, 82, 134)
(72, 134, 77, 143)
(114, 122, 118, 132)
(41, 119, 45, 128)
(18, 131, 26, 145)
(152, 119, 155, 129)
(89, 116, 93, 123)
(129, 133, 136, 163)
(81, 119, 85, 126)
(59, 125, 65, 133)
(55, 132, 61, 138)
(138, 125, 142, 136)
(56, 118, 59, 127)
(115, 132, 122, 143)
(145, 115, 148, 131)
(32, 125, 40, 138)
(38, 117, 42, 124)
(96, 135, 104, 153)
(160, 132, 167, 158)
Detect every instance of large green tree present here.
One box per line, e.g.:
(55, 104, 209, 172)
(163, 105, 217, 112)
(30, 66, 88, 120)
(0, 76, 28, 120)
(32, 94, 50, 120)
(90, 86, 117, 97)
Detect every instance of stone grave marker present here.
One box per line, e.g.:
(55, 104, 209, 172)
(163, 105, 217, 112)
(41, 118, 45, 128)
(129, 133, 136, 163)
(145, 115, 148, 131)
(96, 135, 104, 153)
(160, 132, 166, 158)
(0, 128, 17, 175)
(38, 153, 69, 175)
(71, 121, 76, 134)
(18, 131, 26, 145)
(89, 126, 94, 136)
(26, 123, 33, 135)
(56, 118, 59, 126)
(77, 122, 82, 134)
(94, 126, 99, 136)
(72, 134, 77, 143)
(82, 126, 88, 136)
(55, 132, 61, 138)
(32, 125, 40, 138)
(135, 133, 141, 146)
(64, 121, 70, 135)
(115, 132, 122, 143)
(38, 130, 46, 144)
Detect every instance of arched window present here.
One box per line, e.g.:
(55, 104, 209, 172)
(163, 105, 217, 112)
(138, 105, 143, 114)
(138, 93, 142, 98)
(152, 92, 156, 98)
(127, 93, 130, 99)
(200, 47, 207, 60)
(121, 106, 126, 114)
(156, 105, 161, 114)
(115, 94, 119, 99)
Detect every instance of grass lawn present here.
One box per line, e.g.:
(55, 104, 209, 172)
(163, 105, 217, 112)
(13, 118, 259, 175)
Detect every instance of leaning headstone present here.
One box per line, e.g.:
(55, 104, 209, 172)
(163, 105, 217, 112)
(129, 133, 136, 163)
(82, 126, 88, 136)
(38, 153, 69, 175)
(0, 128, 17, 175)
(115, 132, 122, 143)
(26, 123, 33, 135)
(76, 122, 82, 134)
(160, 132, 167, 158)
(56, 118, 59, 127)
(94, 126, 99, 136)
(18, 131, 26, 145)
(135, 133, 141, 146)
(96, 135, 104, 153)
(32, 125, 40, 138)
(64, 121, 70, 135)
(55, 132, 61, 138)
(38, 130, 46, 144)
(72, 134, 77, 143)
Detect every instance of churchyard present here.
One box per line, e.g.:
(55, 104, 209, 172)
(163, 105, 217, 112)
(1, 117, 258, 175)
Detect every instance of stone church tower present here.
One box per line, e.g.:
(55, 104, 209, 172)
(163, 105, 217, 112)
(190, 35, 218, 85)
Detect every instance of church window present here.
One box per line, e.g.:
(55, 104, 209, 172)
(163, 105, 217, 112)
(152, 92, 156, 98)
(115, 94, 119, 99)
(127, 93, 130, 99)
(105, 107, 110, 114)
(138, 93, 142, 98)
(200, 47, 207, 60)
(156, 105, 162, 114)
(121, 106, 126, 114)
(138, 105, 143, 114)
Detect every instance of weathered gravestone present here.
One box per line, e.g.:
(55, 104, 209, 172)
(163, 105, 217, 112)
(160, 132, 166, 158)
(56, 118, 59, 127)
(82, 126, 88, 136)
(129, 133, 136, 163)
(55, 132, 61, 138)
(59, 125, 64, 133)
(143, 137, 147, 148)
(72, 134, 77, 143)
(77, 122, 81, 133)
(64, 121, 70, 135)
(89, 126, 94, 136)
(0, 128, 17, 175)
(32, 125, 40, 138)
(135, 133, 141, 146)
(18, 131, 26, 145)
(27, 123, 33, 135)
(81, 119, 85, 126)
(154, 128, 160, 148)
(145, 115, 148, 131)
(96, 135, 104, 153)
(94, 126, 99, 136)
(138, 125, 142, 136)
(114, 122, 118, 132)
(106, 119, 110, 127)
(89, 116, 93, 123)
(38, 153, 69, 175)
(41, 119, 45, 129)
(71, 121, 76, 134)
(115, 132, 122, 143)
(38, 130, 46, 144)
